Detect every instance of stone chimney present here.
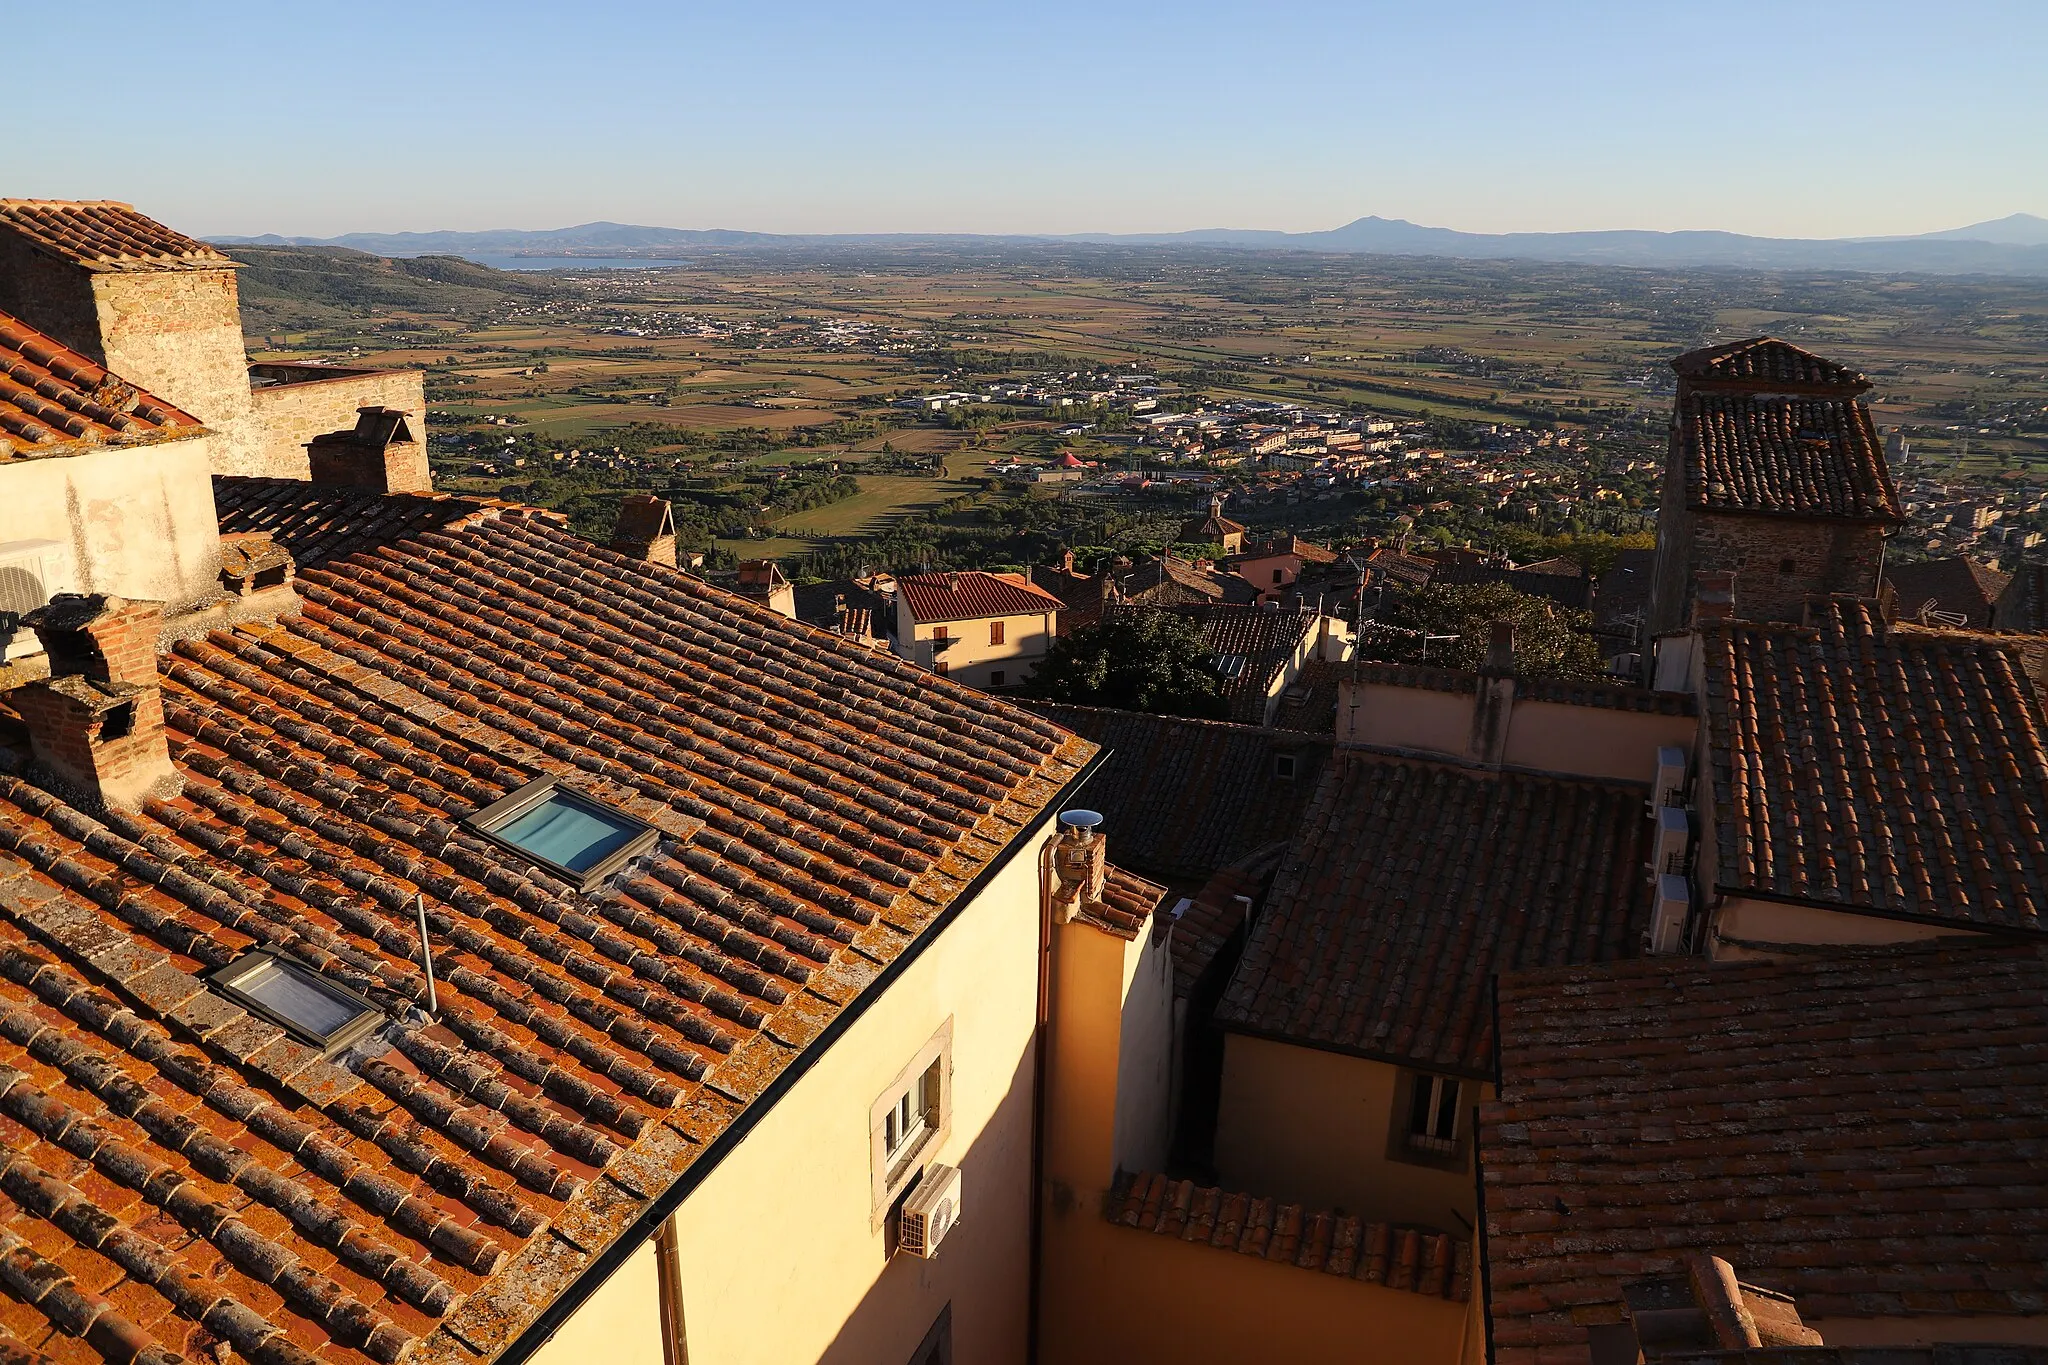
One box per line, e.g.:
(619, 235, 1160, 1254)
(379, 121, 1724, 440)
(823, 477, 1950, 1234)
(609, 495, 678, 567)
(306, 407, 430, 494)
(216, 532, 296, 602)
(1049, 810, 1108, 925)
(9, 595, 179, 809)
(1692, 571, 1736, 625)
(736, 560, 796, 619)
(1470, 620, 1516, 766)
(1612, 1254, 1823, 1362)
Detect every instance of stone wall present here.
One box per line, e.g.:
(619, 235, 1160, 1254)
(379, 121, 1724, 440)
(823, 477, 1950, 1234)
(1675, 513, 1885, 626)
(249, 366, 428, 482)
(0, 235, 102, 360)
(89, 269, 254, 441)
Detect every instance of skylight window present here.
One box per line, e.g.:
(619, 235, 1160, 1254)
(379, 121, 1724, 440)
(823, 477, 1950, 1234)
(210, 949, 384, 1052)
(1212, 653, 1248, 679)
(464, 777, 659, 888)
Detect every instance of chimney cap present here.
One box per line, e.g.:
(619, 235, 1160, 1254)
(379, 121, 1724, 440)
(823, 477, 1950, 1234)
(1059, 809, 1104, 834)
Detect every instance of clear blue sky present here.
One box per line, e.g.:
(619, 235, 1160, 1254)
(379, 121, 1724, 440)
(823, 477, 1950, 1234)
(11, 0, 2043, 239)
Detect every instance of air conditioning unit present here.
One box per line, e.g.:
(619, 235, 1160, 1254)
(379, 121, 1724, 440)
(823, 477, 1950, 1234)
(0, 540, 66, 662)
(1652, 806, 1691, 877)
(1648, 874, 1690, 955)
(898, 1163, 963, 1259)
(1650, 746, 1687, 811)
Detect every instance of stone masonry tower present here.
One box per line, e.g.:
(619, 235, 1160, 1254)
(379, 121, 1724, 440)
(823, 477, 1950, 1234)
(0, 200, 256, 464)
(1644, 337, 1904, 637)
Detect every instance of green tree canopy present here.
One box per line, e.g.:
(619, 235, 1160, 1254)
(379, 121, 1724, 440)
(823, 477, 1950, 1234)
(1019, 612, 1229, 719)
(1362, 582, 1606, 680)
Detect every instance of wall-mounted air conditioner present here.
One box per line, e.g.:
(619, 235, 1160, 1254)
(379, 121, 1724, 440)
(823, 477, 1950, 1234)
(1648, 874, 1690, 955)
(898, 1163, 963, 1259)
(1650, 746, 1687, 811)
(1652, 806, 1691, 877)
(0, 540, 66, 661)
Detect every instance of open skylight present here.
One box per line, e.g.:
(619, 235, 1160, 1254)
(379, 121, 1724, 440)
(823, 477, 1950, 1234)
(464, 777, 659, 888)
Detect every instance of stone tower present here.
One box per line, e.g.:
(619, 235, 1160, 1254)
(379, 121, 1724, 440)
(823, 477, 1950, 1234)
(1643, 337, 1903, 637)
(0, 200, 256, 461)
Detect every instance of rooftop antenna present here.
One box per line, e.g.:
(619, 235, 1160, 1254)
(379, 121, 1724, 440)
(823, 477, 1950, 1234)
(414, 892, 440, 1018)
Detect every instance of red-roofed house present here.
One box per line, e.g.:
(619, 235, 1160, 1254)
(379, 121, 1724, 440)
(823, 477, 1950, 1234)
(893, 570, 1063, 689)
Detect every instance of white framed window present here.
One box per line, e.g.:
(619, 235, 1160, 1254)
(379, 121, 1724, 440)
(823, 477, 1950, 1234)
(1273, 751, 1297, 779)
(871, 1020, 953, 1220)
(884, 1058, 942, 1166)
(1405, 1073, 1461, 1155)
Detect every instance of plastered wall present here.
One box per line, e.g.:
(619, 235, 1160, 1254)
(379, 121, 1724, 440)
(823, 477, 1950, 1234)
(1213, 1035, 1485, 1233)
(663, 810, 1053, 1365)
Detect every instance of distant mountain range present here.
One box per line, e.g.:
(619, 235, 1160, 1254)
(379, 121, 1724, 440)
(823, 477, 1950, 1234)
(215, 212, 2048, 276)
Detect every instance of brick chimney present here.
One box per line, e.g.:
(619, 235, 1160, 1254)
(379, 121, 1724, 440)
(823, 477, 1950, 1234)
(1692, 571, 1736, 624)
(9, 595, 179, 809)
(306, 407, 430, 494)
(609, 495, 677, 567)
(1049, 810, 1108, 925)
(216, 532, 296, 601)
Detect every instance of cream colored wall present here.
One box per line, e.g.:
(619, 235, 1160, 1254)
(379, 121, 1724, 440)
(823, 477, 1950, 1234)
(667, 808, 1053, 1365)
(1501, 700, 1694, 783)
(893, 606, 1056, 688)
(1111, 926, 1173, 1175)
(0, 436, 225, 612)
(1044, 1213, 1473, 1365)
(1339, 680, 1475, 759)
(1710, 896, 1981, 961)
(1212, 1035, 1485, 1234)
(530, 1230, 667, 1365)
(249, 369, 428, 482)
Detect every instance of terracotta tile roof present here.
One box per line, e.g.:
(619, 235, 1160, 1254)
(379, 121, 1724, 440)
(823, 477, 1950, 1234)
(1271, 655, 1343, 732)
(1107, 1169, 1471, 1301)
(1352, 660, 1479, 695)
(1678, 390, 1902, 521)
(1427, 562, 1593, 610)
(1111, 555, 1253, 608)
(0, 311, 198, 458)
(1481, 940, 2048, 1365)
(896, 570, 1063, 624)
(1183, 605, 1319, 725)
(1700, 597, 2048, 930)
(1177, 508, 1246, 543)
(1670, 337, 1868, 392)
(1078, 866, 1169, 941)
(1028, 564, 1109, 633)
(213, 475, 533, 568)
(1215, 755, 1652, 1076)
(0, 503, 1088, 1364)
(0, 201, 236, 273)
(1015, 705, 1330, 883)
(1365, 549, 1437, 590)
(1233, 535, 1339, 565)
(1994, 563, 2048, 633)
(1884, 556, 2012, 628)
(1168, 844, 1289, 999)
(1514, 556, 1584, 578)
(1595, 548, 1655, 638)
(1516, 675, 1696, 716)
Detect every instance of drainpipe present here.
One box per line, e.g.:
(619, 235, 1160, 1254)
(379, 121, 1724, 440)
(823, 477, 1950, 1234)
(1027, 831, 1058, 1365)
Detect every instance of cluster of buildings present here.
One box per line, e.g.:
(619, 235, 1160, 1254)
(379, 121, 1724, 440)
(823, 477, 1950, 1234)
(0, 197, 2041, 1365)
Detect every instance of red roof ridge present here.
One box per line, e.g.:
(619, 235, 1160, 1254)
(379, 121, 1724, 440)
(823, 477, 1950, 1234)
(0, 200, 237, 272)
(1107, 1168, 1471, 1300)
